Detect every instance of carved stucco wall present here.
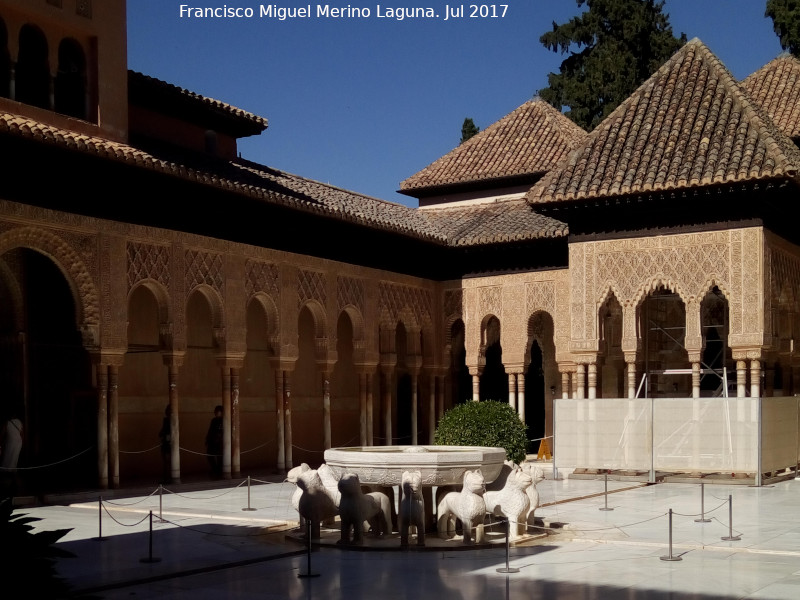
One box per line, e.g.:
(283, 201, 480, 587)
(456, 269, 572, 371)
(570, 227, 766, 359)
(765, 232, 800, 357)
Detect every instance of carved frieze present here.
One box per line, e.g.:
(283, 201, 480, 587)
(127, 241, 170, 291)
(185, 249, 223, 295)
(298, 269, 326, 308)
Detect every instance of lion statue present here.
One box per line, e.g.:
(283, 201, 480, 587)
(337, 473, 392, 545)
(436, 469, 486, 544)
(399, 470, 425, 546)
(484, 464, 532, 539)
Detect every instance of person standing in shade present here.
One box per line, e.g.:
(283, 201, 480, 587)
(205, 405, 223, 478)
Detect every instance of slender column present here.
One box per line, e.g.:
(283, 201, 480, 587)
(322, 373, 332, 450)
(508, 373, 517, 412)
(692, 362, 701, 399)
(517, 374, 526, 424)
(383, 368, 393, 446)
(626, 362, 636, 399)
(96, 364, 109, 489)
(9, 65, 15, 101)
(587, 363, 597, 399)
(366, 372, 374, 445)
(438, 374, 447, 419)
(736, 360, 747, 398)
(472, 374, 480, 402)
(221, 368, 232, 479)
(231, 368, 240, 477)
(359, 372, 367, 446)
(284, 371, 293, 469)
(561, 371, 570, 400)
(428, 375, 436, 444)
(576, 364, 586, 399)
(275, 370, 285, 471)
(168, 363, 181, 483)
(108, 365, 120, 488)
(411, 371, 419, 445)
(750, 360, 761, 398)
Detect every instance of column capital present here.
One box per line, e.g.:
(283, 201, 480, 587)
(91, 350, 126, 367)
(216, 354, 246, 370)
(161, 351, 185, 369)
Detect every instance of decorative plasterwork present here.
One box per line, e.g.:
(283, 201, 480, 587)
(337, 276, 365, 314)
(379, 282, 432, 328)
(298, 269, 326, 308)
(185, 249, 223, 295)
(127, 242, 170, 291)
(478, 285, 502, 318)
(245, 259, 280, 300)
(443, 288, 463, 322)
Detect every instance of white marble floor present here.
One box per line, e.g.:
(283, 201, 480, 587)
(20, 475, 800, 599)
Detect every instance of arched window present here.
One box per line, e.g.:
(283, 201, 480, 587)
(16, 25, 50, 109)
(55, 38, 87, 119)
(0, 19, 10, 98)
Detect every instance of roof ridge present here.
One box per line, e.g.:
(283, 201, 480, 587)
(527, 39, 800, 204)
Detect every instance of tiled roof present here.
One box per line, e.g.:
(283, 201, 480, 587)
(528, 39, 800, 205)
(128, 71, 269, 133)
(1, 110, 565, 246)
(743, 54, 800, 140)
(400, 100, 586, 194)
(420, 200, 568, 246)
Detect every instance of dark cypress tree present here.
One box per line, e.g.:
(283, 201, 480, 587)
(538, 0, 685, 130)
(766, 0, 800, 56)
(460, 117, 480, 144)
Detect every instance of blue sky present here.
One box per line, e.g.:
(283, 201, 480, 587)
(127, 1, 786, 206)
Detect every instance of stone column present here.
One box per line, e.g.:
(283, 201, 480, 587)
(750, 360, 761, 398)
(95, 364, 108, 489)
(274, 369, 285, 471)
(231, 367, 240, 477)
(167, 360, 181, 483)
(284, 371, 293, 469)
(624, 356, 637, 399)
(561, 371, 570, 400)
(411, 370, 419, 445)
(428, 374, 436, 444)
(322, 372, 332, 450)
(108, 365, 120, 488)
(517, 374, 526, 424)
(367, 372, 374, 445)
(691, 361, 701, 399)
(576, 364, 586, 399)
(438, 374, 447, 419)
(382, 367, 393, 445)
(587, 363, 597, 399)
(469, 366, 481, 402)
(221, 367, 232, 479)
(508, 372, 517, 412)
(736, 360, 747, 398)
(359, 372, 367, 446)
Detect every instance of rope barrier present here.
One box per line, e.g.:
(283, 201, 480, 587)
(672, 499, 729, 518)
(101, 501, 151, 528)
(161, 479, 247, 500)
(103, 488, 160, 507)
(119, 444, 161, 455)
(0, 446, 94, 471)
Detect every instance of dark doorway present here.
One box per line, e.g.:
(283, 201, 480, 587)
(525, 341, 545, 454)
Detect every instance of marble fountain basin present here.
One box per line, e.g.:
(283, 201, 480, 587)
(323, 445, 506, 486)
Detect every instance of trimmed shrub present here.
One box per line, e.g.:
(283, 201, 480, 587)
(434, 400, 527, 464)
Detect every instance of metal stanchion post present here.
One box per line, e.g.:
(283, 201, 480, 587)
(243, 476, 256, 511)
(140, 511, 162, 563)
(298, 520, 320, 578)
(721, 495, 741, 541)
(600, 471, 613, 511)
(660, 509, 682, 561)
(92, 496, 107, 541)
(496, 519, 520, 573)
(694, 481, 711, 523)
(157, 484, 165, 523)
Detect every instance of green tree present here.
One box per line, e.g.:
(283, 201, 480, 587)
(539, 0, 685, 130)
(766, 0, 800, 56)
(460, 117, 480, 144)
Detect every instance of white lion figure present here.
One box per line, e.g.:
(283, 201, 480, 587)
(437, 469, 486, 544)
(297, 469, 339, 540)
(399, 470, 425, 547)
(484, 466, 532, 539)
(520, 463, 544, 526)
(287, 463, 311, 527)
(337, 473, 391, 544)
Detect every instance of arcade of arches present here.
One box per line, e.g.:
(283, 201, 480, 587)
(2, 207, 800, 490)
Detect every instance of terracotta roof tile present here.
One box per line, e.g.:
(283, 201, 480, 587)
(743, 54, 800, 140)
(0, 112, 567, 247)
(420, 200, 568, 246)
(528, 40, 800, 205)
(400, 99, 586, 193)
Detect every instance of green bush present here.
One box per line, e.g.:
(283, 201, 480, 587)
(434, 400, 527, 464)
